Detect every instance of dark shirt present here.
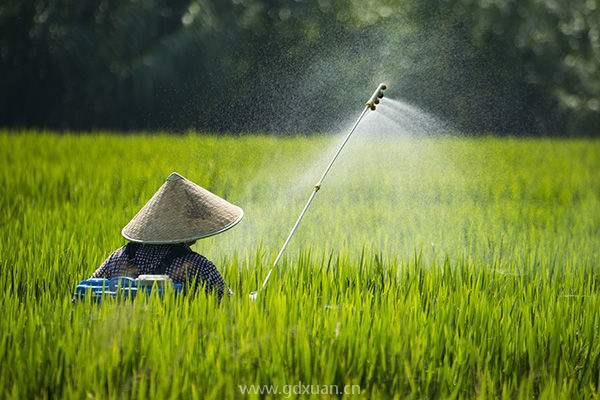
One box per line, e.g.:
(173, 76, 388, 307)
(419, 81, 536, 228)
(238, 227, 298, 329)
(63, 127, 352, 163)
(91, 244, 230, 298)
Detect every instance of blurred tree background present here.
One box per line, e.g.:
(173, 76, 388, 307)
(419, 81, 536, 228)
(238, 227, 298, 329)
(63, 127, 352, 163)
(0, 0, 598, 135)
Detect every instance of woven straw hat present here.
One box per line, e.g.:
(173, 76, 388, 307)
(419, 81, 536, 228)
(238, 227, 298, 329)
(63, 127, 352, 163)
(122, 172, 243, 244)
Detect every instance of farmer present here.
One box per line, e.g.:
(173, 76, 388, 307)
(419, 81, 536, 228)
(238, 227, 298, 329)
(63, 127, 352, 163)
(91, 172, 243, 299)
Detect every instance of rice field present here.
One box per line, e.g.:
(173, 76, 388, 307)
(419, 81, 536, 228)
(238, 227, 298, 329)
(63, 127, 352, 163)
(1, 131, 600, 399)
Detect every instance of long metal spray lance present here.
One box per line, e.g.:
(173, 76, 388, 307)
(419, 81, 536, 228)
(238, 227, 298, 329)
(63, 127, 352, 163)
(250, 83, 387, 300)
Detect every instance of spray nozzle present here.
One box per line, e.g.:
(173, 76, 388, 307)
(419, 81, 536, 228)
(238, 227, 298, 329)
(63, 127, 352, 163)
(366, 83, 387, 110)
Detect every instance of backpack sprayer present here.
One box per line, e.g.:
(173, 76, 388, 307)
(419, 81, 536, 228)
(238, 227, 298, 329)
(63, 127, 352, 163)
(73, 275, 183, 302)
(73, 243, 190, 302)
(250, 83, 387, 301)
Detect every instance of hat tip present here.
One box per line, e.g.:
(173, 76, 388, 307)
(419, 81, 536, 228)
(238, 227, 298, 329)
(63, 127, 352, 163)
(167, 172, 185, 182)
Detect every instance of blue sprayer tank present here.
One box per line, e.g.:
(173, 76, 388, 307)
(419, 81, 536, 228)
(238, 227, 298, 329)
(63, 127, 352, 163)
(73, 275, 183, 302)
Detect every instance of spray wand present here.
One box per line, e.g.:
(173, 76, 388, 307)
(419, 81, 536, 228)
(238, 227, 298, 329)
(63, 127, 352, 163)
(249, 83, 387, 301)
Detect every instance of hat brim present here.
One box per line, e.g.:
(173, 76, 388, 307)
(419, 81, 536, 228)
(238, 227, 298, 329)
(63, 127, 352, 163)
(121, 207, 244, 244)
(121, 172, 244, 244)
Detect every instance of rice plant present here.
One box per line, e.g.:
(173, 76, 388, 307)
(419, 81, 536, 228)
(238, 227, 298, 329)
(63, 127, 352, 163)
(1, 131, 599, 399)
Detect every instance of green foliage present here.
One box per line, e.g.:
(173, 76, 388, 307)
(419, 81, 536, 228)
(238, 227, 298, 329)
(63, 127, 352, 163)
(415, 0, 600, 133)
(1, 131, 600, 398)
(0, 1, 598, 134)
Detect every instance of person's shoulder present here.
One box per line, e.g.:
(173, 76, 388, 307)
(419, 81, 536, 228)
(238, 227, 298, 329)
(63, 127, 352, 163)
(103, 244, 129, 262)
(112, 245, 128, 257)
(185, 250, 214, 266)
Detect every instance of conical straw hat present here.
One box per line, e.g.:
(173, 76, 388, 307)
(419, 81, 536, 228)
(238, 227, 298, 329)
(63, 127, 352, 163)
(122, 172, 243, 244)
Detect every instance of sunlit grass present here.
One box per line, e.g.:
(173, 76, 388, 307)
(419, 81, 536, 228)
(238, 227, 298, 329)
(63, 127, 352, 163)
(1, 131, 599, 399)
